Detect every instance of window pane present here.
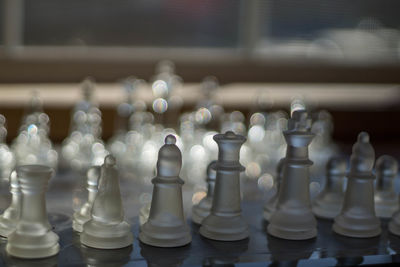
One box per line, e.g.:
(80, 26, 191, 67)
(24, 0, 240, 47)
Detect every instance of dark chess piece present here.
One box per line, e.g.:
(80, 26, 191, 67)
(333, 132, 381, 238)
(374, 155, 398, 218)
(80, 155, 133, 249)
(263, 158, 285, 221)
(6, 165, 59, 258)
(312, 157, 347, 219)
(200, 131, 248, 241)
(139, 135, 191, 247)
(192, 160, 217, 224)
(267, 110, 317, 240)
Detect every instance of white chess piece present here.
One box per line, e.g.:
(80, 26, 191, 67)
(139, 135, 191, 247)
(333, 132, 381, 238)
(80, 155, 133, 249)
(263, 158, 285, 221)
(200, 131, 248, 241)
(267, 110, 317, 240)
(72, 166, 100, 232)
(374, 155, 398, 218)
(0, 171, 21, 237)
(312, 157, 347, 219)
(192, 160, 217, 224)
(6, 165, 59, 258)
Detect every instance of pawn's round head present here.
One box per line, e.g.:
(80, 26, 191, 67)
(327, 157, 347, 175)
(157, 135, 182, 177)
(207, 160, 217, 181)
(376, 155, 398, 177)
(350, 132, 375, 173)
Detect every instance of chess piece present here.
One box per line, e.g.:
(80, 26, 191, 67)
(374, 155, 398, 218)
(192, 160, 217, 224)
(72, 166, 101, 232)
(0, 171, 21, 237)
(263, 158, 285, 221)
(333, 132, 381, 238)
(312, 157, 347, 219)
(267, 110, 317, 240)
(200, 131, 248, 241)
(139, 135, 191, 247)
(0, 115, 16, 182)
(81, 155, 133, 249)
(7, 165, 59, 258)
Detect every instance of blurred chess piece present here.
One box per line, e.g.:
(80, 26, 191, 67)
(312, 157, 347, 219)
(267, 110, 317, 240)
(200, 131, 248, 241)
(0, 171, 21, 237)
(333, 132, 381, 238)
(139, 135, 191, 247)
(192, 160, 217, 224)
(263, 158, 285, 221)
(81, 155, 133, 249)
(72, 166, 100, 232)
(374, 155, 399, 218)
(7, 165, 59, 258)
(0, 115, 15, 183)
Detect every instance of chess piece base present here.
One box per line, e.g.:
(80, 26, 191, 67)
(6, 230, 59, 259)
(192, 197, 212, 225)
(389, 220, 400, 236)
(375, 194, 399, 219)
(199, 214, 249, 241)
(267, 223, 317, 240)
(0, 216, 17, 238)
(81, 220, 133, 249)
(333, 214, 381, 238)
(139, 220, 191, 247)
(312, 193, 343, 220)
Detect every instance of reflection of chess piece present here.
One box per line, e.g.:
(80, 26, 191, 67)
(333, 132, 381, 238)
(139, 135, 191, 247)
(73, 166, 100, 232)
(80, 243, 133, 267)
(200, 131, 248, 241)
(192, 160, 217, 224)
(374, 155, 398, 218)
(0, 171, 21, 237)
(7, 165, 59, 258)
(312, 157, 347, 219)
(140, 240, 190, 267)
(267, 110, 317, 240)
(202, 237, 248, 266)
(81, 155, 133, 249)
(263, 158, 284, 221)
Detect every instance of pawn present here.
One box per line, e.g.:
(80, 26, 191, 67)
(312, 157, 347, 219)
(73, 166, 101, 232)
(192, 160, 217, 224)
(7, 165, 59, 258)
(200, 131, 248, 241)
(139, 135, 191, 247)
(333, 132, 381, 238)
(374, 155, 399, 218)
(263, 158, 285, 221)
(0, 171, 21, 237)
(80, 155, 133, 249)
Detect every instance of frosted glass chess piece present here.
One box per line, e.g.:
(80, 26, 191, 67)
(263, 158, 285, 221)
(7, 165, 59, 258)
(312, 157, 347, 219)
(267, 110, 317, 240)
(192, 160, 217, 224)
(81, 155, 133, 249)
(200, 131, 249, 241)
(333, 132, 381, 238)
(139, 135, 191, 247)
(0, 171, 21, 237)
(72, 166, 100, 232)
(0, 115, 15, 182)
(374, 155, 399, 218)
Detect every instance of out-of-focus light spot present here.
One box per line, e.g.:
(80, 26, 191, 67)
(257, 173, 274, 191)
(152, 80, 169, 98)
(192, 191, 207, 205)
(248, 125, 265, 143)
(250, 113, 266, 126)
(245, 162, 261, 179)
(203, 131, 218, 152)
(152, 98, 168, 114)
(27, 124, 38, 135)
(195, 108, 212, 124)
(190, 145, 206, 159)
